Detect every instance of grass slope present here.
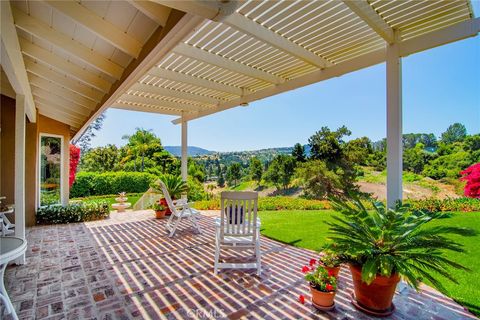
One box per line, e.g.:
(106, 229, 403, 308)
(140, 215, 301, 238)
(258, 210, 480, 315)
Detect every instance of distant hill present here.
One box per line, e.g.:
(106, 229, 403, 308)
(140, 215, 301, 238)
(164, 146, 214, 156)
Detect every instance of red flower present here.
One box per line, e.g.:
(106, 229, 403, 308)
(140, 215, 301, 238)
(328, 269, 335, 277)
(298, 294, 305, 304)
(309, 259, 316, 266)
(301, 266, 310, 273)
(325, 284, 334, 291)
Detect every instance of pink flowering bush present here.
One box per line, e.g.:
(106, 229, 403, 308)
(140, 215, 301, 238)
(460, 163, 480, 198)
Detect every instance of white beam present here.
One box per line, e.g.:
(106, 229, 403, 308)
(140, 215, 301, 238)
(154, 0, 332, 68)
(127, 1, 171, 26)
(31, 86, 93, 113)
(37, 108, 81, 129)
(386, 40, 403, 208)
(181, 119, 188, 182)
(342, 0, 394, 44)
(111, 102, 184, 116)
(33, 95, 91, 118)
(45, 1, 142, 58)
(72, 13, 205, 141)
(0, 1, 36, 122)
(173, 42, 284, 84)
(14, 95, 26, 264)
(12, 7, 124, 79)
(173, 47, 387, 123)
(130, 82, 220, 105)
(20, 37, 112, 93)
(24, 58, 105, 101)
(148, 67, 242, 96)
(399, 17, 480, 57)
(120, 93, 211, 112)
(29, 74, 97, 110)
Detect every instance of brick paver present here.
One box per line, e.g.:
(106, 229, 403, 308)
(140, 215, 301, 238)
(1, 210, 477, 319)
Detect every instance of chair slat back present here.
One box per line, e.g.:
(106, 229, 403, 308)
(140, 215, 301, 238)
(158, 180, 179, 216)
(220, 191, 258, 240)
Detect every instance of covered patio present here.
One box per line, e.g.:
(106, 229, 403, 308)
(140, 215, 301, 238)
(1, 0, 479, 319)
(3, 211, 477, 319)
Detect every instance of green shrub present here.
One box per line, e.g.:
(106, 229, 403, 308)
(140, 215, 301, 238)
(193, 196, 329, 211)
(406, 198, 480, 212)
(37, 202, 109, 224)
(71, 171, 156, 197)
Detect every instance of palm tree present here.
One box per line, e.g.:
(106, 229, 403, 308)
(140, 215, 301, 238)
(122, 128, 160, 172)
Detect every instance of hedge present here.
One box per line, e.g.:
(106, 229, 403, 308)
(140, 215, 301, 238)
(70, 171, 156, 197)
(37, 202, 109, 224)
(193, 196, 480, 212)
(193, 196, 330, 211)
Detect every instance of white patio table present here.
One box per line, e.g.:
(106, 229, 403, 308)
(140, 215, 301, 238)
(1, 237, 27, 320)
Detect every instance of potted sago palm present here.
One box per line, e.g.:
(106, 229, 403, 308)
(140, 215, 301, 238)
(302, 260, 337, 310)
(151, 174, 187, 215)
(327, 194, 476, 317)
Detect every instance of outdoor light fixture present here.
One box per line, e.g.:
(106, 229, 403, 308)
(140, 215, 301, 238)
(240, 102, 249, 107)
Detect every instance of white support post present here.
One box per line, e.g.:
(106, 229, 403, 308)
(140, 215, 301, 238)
(181, 120, 188, 183)
(386, 39, 403, 208)
(14, 94, 26, 264)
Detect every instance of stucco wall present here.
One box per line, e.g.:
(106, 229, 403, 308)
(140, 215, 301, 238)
(1, 94, 71, 226)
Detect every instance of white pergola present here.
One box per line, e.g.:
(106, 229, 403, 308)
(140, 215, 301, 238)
(1, 0, 479, 242)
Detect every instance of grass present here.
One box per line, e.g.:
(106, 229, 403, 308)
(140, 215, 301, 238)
(71, 193, 142, 211)
(258, 210, 480, 315)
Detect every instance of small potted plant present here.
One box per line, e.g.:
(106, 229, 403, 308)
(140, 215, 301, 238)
(327, 194, 476, 316)
(151, 202, 167, 219)
(318, 250, 342, 278)
(302, 259, 337, 310)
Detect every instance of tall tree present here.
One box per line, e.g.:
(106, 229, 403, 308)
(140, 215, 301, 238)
(308, 125, 351, 163)
(75, 112, 106, 152)
(226, 162, 242, 187)
(344, 137, 373, 165)
(80, 144, 119, 172)
(263, 155, 296, 190)
(441, 123, 467, 144)
(249, 157, 263, 184)
(122, 128, 161, 172)
(292, 143, 306, 162)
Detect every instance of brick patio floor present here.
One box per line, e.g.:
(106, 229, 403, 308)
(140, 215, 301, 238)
(1, 211, 477, 320)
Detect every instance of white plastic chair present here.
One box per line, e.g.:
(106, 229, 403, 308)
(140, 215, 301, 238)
(158, 181, 202, 237)
(214, 191, 261, 275)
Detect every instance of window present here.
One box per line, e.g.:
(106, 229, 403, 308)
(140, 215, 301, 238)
(39, 134, 63, 206)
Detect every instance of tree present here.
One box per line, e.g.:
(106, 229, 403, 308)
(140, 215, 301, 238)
(403, 143, 428, 174)
(292, 143, 306, 162)
(295, 160, 357, 199)
(217, 170, 225, 187)
(75, 112, 106, 152)
(308, 126, 351, 162)
(226, 162, 242, 187)
(441, 123, 467, 144)
(249, 157, 263, 184)
(79, 145, 120, 172)
(344, 137, 372, 165)
(122, 128, 161, 172)
(263, 155, 296, 190)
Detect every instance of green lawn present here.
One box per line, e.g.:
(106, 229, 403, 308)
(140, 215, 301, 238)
(258, 210, 480, 315)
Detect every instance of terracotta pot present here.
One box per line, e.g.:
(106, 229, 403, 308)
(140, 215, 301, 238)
(349, 264, 400, 312)
(310, 285, 336, 308)
(159, 198, 171, 215)
(324, 265, 341, 278)
(155, 210, 166, 219)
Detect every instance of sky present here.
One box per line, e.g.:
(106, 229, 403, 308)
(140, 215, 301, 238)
(90, 22, 480, 152)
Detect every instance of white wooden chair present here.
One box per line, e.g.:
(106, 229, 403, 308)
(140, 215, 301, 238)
(158, 181, 202, 237)
(214, 191, 262, 275)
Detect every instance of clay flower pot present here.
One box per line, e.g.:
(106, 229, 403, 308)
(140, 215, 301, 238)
(324, 265, 341, 278)
(159, 198, 171, 215)
(310, 286, 336, 309)
(155, 210, 166, 219)
(349, 264, 400, 314)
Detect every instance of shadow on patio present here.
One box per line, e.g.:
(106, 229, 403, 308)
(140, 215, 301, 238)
(2, 211, 477, 319)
